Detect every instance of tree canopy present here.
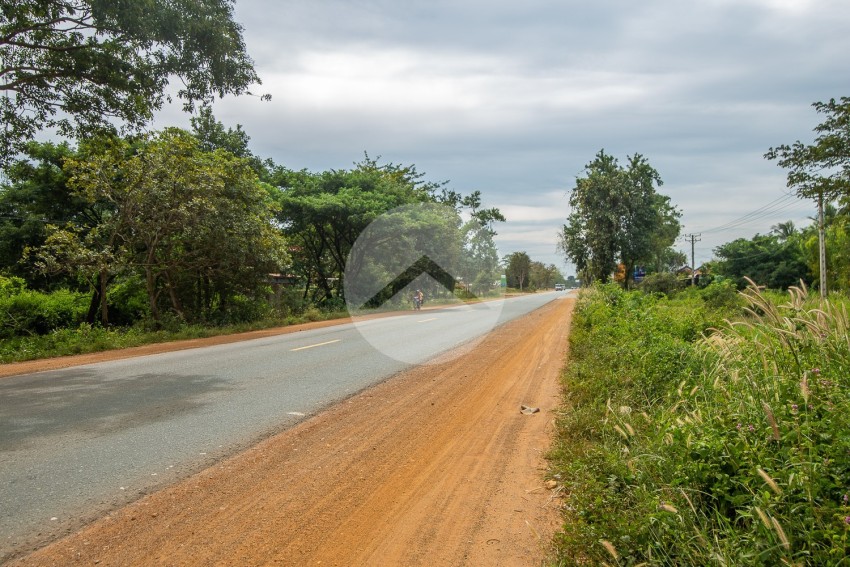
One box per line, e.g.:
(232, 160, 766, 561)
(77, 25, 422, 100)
(560, 150, 680, 287)
(765, 97, 850, 201)
(504, 251, 531, 291)
(30, 129, 288, 325)
(0, 0, 264, 166)
(712, 231, 810, 290)
(272, 156, 504, 306)
(272, 157, 441, 305)
(0, 140, 99, 287)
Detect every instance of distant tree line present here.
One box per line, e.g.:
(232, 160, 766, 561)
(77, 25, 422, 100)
(560, 95, 850, 295)
(501, 251, 565, 291)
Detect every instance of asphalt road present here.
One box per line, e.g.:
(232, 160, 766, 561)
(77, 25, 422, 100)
(0, 292, 567, 560)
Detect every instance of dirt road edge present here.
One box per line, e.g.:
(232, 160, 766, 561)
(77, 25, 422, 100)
(10, 297, 574, 566)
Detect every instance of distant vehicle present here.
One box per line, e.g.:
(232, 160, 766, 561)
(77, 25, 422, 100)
(554, 283, 565, 291)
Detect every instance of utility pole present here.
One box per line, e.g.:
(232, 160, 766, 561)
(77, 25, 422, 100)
(683, 233, 701, 286)
(818, 192, 827, 299)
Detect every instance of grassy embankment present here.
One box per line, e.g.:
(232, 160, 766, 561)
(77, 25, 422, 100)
(0, 300, 348, 364)
(549, 281, 850, 565)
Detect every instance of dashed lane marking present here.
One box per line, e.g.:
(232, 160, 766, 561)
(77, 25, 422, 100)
(290, 339, 341, 352)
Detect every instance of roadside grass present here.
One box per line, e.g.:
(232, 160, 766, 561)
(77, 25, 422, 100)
(0, 287, 511, 365)
(549, 280, 850, 565)
(0, 309, 350, 364)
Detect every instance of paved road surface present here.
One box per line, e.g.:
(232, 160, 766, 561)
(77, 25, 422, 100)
(0, 292, 565, 559)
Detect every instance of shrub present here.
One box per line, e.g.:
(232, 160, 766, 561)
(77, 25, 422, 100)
(0, 275, 27, 297)
(639, 272, 684, 296)
(106, 276, 151, 325)
(209, 293, 273, 325)
(699, 278, 745, 311)
(0, 287, 88, 338)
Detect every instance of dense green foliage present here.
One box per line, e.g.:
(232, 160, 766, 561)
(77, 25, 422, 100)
(502, 252, 564, 291)
(503, 251, 531, 290)
(0, 109, 507, 358)
(560, 150, 681, 287)
(0, 123, 298, 331)
(765, 97, 850, 294)
(272, 156, 439, 305)
(0, 0, 263, 166)
(0, 141, 93, 289)
(273, 156, 503, 307)
(550, 282, 850, 565)
(17, 129, 289, 326)
(712, 230, 811, 290)
(766, 97, 850, 202)
(0, 275, 87, 338)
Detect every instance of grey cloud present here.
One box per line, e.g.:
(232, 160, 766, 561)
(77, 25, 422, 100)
(152, 0, 850, 271)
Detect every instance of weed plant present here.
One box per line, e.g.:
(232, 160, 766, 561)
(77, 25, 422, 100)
(550, 280, 850, 565)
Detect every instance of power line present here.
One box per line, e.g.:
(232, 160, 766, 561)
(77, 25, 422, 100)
(699, 193, 803, 234)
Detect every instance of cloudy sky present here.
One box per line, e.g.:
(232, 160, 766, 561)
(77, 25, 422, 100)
(155, 0, 850, 274)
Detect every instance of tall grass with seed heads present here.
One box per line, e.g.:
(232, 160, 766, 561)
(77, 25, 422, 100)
(549, 280, 850, 565)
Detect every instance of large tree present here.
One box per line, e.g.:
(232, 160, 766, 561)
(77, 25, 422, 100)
(458, 190, 504, 297)
(0, 141, 103, 288)
(562, 150, 621, 285)
(33, 129, 288, 324)
(504, 251, 531, 291)
(0, 0, 264, 166)
(273, 156, 446, 304)
(765, 97, 850, 295)
(618, 155, 680, 288)
(765, 97, 850, 201)
(560, 150, 679, 287)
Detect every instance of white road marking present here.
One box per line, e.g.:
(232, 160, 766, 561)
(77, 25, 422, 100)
(290, 339, 341, 352)
(417, 317, 438, 323)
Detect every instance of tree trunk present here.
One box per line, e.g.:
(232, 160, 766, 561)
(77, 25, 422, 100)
(164, 271, 185, 320)
(99, 269, 109, 326)
(145, 267, 161, 324)
(86, 284, 101, 325)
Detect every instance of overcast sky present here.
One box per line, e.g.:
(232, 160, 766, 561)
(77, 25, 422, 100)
(156, 0, 850, 274)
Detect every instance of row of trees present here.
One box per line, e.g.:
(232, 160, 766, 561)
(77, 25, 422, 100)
(708, 204, 850, 293)
(0, 112, 508, 329)
(0, 0, 293, 335)
(765, 97, 850, 295)
(559, 97, 850, 294)
(273, 160, 505, 307)
(502, 251, 565, 291)
(1, 126, 286, 326)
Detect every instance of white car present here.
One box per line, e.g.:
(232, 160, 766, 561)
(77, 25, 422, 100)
(554, 283, 565, 291)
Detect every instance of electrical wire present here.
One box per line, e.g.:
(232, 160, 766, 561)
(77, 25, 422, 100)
(699, 193, 805, 234)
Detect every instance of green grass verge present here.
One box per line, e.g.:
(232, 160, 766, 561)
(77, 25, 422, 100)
(0, 308, 350, 364)
(548, 282, 850, 565)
